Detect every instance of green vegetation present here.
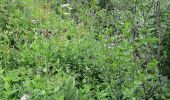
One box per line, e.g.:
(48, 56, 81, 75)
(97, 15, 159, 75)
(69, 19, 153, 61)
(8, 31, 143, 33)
(0, 0, 170, 99)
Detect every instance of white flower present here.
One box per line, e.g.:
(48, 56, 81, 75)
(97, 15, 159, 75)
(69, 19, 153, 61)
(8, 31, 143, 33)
(31, 20, 39, 24)
(61, 4, 70, 8)
(20, 94, 30, 100)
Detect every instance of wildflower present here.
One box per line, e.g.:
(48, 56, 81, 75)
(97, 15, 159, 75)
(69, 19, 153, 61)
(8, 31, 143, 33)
(61, 4, 70, 8)
(20, 94, 30, 100)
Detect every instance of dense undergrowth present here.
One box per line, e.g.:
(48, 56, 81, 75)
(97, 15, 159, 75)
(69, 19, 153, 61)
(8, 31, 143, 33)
(0, 0, 170, 100)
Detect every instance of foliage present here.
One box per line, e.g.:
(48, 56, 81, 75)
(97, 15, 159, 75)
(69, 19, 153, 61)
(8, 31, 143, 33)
(0, 0, 170, 99)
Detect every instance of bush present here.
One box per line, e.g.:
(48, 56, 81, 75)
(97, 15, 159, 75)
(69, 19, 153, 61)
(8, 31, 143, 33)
(0, 0, 170, 99)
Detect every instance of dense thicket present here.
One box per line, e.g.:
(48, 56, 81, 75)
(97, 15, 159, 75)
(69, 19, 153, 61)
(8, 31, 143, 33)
(0, 0, 170, 99)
